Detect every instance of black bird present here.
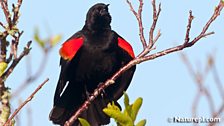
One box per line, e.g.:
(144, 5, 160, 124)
(49, 3, 136, 126)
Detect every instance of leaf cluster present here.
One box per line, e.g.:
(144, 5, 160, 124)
(79, 93, 146, 126)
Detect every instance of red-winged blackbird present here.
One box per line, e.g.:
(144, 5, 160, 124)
(49, 3, 136, 126)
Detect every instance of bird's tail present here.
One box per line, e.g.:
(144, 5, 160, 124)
(49, 96, 115, 126)
(49, 106, 78, 125)
(80, 96, 111, 126)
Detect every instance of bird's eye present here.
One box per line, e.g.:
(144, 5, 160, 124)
(103, 8, 108, 12)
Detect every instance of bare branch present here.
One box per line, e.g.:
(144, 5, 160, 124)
(192, 91, 200, 121)
(0, 22, 6, 29)
(0, 36, 7, 62)
(212, 65, 224, 99)
(149, 0, 161, 48)
(0, 0, 12, 29)
(153, 29, 161, 44)
(184, 11, 194, 45)
(12, 0, 23, 26)
(0, 0, 34, 125)
(13, 31, 24, 59)
(180, 51, 224, 126)
(181, 53, 216, 114)
(126, 0, 147, 49)
(212, 103, 224, 119)
(139, 0, 223, 62)
(137, 0, 161, 58)
(0, 41, 32, 84)
(11, 53, 49, 98)
(3, 78, 49, 126)
(189, 2, 223, 46)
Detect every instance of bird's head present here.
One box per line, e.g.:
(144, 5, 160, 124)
(84, 3, 111, 31)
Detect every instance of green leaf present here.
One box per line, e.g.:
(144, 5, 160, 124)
(103, 94, 146, 126)
(131, 97, 143, 121)
(103, 107, 133, 126)
(136, 119, 146, 126)
(78, 118, 90, 126)
(50, 34, 62, 47)
(34, 28, 45, 48)
(123, 92, 132, 117)
(107, 102, 121, 111)
(124, 92, 130, 109)
(0, 62, 8, 76)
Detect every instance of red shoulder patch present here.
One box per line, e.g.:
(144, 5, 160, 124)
(59, 37, 84, 60)
(118, 37, 135, 58)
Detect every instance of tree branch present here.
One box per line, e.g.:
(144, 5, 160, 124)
(184, 11, 194, 45)
(0, 41, 32, 84)
(126, 0, 147, 49)
(180, 53, 215, 121)
(149, 0, 161, 48)
(137, 0, 161, 58)
(3, 78, 49, 126)
(0, 0, 12, 29)
(11, 52, 49, 98)
(12, 0, 23, 26)
(0, 0, 33, 125)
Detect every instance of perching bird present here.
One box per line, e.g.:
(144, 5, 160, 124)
(49, 3, 136, 126)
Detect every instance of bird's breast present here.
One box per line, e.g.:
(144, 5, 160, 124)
(72, 45, 120, 82)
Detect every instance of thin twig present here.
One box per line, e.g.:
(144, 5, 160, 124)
(12, 31, 24, 59)
(126, 0, 147, 49)
(137, 0, 161, 58)
(153, 29, 161, 44)
(180, 53, 215, 117)
(0, 41, 32, 84)
(12, 0, 23, 26)
(190, 2, 223, 46)
(212, 64, 224, 99)
(207, 63, 224, 126)
(181, 51, 224, 126)
(184, 10, 194, 45)
(11, 52, 49, 98)
(148, 0, 161, 48)
(3, 78, 49, 126)
(212, 103, 224, 119)
(0, 0, 12, 29)
(192, 91, 201, 126)
(0, 22, 6, 29)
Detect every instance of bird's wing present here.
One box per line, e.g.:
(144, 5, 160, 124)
(59, 36, 84, 61)
(53, 34, 84, 105)
(106, 33, 136, 100)
(117, 37, 135, 58)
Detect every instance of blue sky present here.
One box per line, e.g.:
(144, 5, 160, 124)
(4, 0, 224, 126)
